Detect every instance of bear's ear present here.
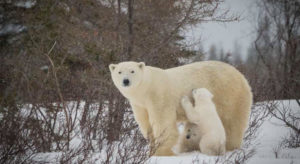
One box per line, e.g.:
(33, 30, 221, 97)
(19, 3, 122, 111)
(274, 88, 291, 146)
(138, 62, 145, 69)
(109, 64, 117, 72)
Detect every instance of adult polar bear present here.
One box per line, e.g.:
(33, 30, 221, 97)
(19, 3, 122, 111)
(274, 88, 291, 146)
(109, 61, 252, 156)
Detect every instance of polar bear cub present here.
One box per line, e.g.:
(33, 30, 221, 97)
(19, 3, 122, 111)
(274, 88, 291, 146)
(177, 88, 226, 155)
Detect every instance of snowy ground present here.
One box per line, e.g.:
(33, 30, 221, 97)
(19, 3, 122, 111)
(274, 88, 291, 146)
(148, 100, 300, 164)
(31, 100, 300, 163)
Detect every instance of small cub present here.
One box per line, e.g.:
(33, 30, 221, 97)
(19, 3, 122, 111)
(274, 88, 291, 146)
(175, 88, 226, 156)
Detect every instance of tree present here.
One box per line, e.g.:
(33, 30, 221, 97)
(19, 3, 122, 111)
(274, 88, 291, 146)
(232, 40, 242, 65)
(208, 44, 218, 60)
(254, 0, 300, 99)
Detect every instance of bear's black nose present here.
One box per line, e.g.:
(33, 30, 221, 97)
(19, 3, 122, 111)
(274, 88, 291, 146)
(186, 135, 190, 139)
(123, 79, 130, 86)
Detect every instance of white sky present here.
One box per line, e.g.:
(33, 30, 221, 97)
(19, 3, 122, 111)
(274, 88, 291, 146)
(184, 0, 258, 59)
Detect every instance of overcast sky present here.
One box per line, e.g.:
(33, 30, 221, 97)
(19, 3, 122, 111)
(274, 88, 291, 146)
(184, 0, 258, 59)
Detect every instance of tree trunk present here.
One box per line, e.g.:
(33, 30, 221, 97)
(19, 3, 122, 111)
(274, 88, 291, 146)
(127, 0, 134, 60)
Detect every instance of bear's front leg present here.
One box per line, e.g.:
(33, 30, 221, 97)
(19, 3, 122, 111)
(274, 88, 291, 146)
(130, 103, 153, 140)
(148, 105, 178, 156)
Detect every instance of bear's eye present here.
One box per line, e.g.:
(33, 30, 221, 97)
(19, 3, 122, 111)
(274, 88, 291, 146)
(118, 71, 122, 74)
(131, 70, 135, 73)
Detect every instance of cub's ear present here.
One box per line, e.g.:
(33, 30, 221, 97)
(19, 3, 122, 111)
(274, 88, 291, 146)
(109, 64, 117, 72)
(208, 91, 214, 99)
(138, 62, 145, 69)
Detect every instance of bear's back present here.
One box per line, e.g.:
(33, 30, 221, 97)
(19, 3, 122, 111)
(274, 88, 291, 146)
(164, 61, 252, 137)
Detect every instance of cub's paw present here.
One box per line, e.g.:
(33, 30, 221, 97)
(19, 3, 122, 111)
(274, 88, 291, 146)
(181, 96, 190, 105)
(192, 88, 213, 99)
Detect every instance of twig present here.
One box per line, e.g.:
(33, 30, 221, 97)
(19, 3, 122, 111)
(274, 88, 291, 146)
(44, 41, 70, 150)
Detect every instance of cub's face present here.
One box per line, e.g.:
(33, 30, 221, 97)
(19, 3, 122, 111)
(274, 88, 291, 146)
(109, 62, 145, 91)
(182, 123, 201, 144)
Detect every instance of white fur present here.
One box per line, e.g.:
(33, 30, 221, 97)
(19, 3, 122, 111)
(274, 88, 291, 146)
(109, 61, 252, 156)
(176, 88, 226, 155)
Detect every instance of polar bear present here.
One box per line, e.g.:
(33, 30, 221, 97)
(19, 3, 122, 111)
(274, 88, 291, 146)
(109, 61, 252, 156)
(175, 88, 226, 155)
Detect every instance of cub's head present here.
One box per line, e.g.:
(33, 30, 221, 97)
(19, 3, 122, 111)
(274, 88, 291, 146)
(109, 62, 145, 91)
(183, 123, 200, 142)
(192, 88, 213, 100)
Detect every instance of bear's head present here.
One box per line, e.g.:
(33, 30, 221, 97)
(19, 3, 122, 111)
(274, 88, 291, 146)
(192, 88, 213, 100)
(109, 62, 145, 92)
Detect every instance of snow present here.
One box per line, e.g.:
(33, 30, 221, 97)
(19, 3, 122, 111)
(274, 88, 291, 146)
(14, 0, 37, 9)
(33, 152, 62, 163)
(0, 24, 27, 36)
(178, 57, 194, 64)
(30, 100, 300, 163)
